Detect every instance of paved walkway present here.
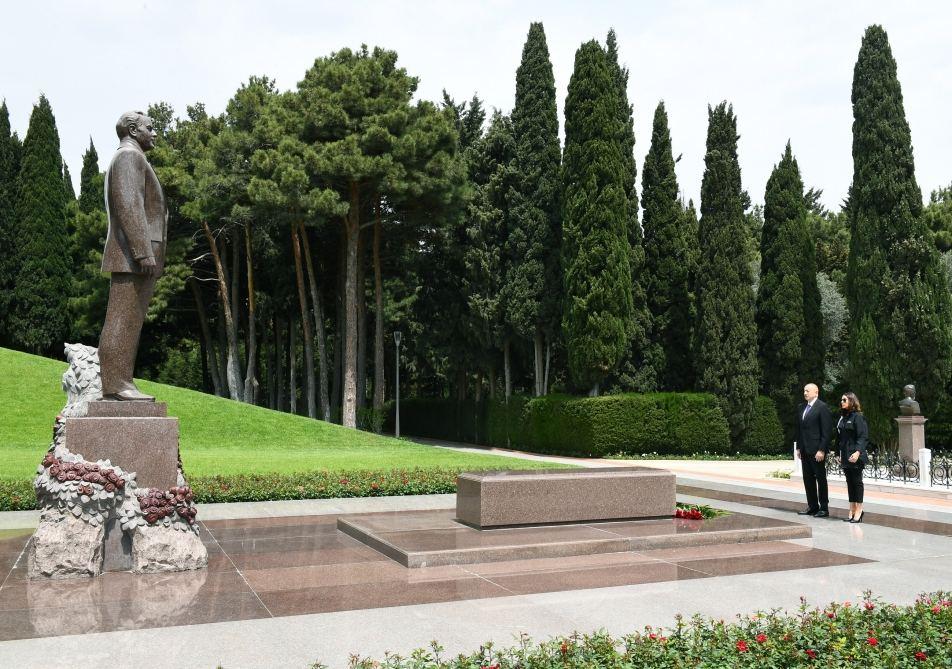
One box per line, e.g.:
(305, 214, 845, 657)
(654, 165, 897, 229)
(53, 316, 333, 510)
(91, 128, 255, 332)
(2, 442, 950, 668)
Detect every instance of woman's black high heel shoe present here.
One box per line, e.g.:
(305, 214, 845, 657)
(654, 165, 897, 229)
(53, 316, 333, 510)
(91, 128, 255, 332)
(850, 512, 864, 524)
(842, 516, 854, 522)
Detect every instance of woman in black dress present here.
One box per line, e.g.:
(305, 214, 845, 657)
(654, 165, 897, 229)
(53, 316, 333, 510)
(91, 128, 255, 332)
(837, 392, 869, 523)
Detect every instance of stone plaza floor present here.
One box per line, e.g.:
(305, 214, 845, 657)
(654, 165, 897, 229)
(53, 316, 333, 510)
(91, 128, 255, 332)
(0, 459, 950, 668)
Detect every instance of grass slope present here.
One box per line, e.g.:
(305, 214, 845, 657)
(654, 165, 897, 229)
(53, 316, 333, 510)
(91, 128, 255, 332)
(0, 347, 556, 480)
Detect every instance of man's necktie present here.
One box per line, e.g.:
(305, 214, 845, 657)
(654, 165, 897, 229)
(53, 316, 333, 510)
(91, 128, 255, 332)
(802, 403, 812, 420)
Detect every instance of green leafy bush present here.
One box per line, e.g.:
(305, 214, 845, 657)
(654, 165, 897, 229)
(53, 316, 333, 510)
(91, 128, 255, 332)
(743, 395, 786, 454)
(339, 592, 952, 668)
(0, 467, 501, 510)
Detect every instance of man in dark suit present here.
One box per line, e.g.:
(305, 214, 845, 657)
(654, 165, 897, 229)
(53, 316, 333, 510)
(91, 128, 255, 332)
(795, 383, 833, 517)
(97, 111, 167, 401)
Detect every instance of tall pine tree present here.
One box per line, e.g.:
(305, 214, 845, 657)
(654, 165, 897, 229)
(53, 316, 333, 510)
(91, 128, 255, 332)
(0, 101, 21, 345)
(11, 96, 71, 355)
(78, 138, 103, 214)
(757, 142, 823, 443)
(562, 40, 632, 395)
(846, 25, 952, 442)
(508, 22, 562, 396)
(605, 29, 653, 392)
(694, 102, 758, 445)
(642, 101, 695, 390)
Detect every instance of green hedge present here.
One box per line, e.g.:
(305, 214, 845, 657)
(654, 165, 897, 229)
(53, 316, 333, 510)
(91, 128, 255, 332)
(388, 393, 784, 457)
(0, 468, 500, 512)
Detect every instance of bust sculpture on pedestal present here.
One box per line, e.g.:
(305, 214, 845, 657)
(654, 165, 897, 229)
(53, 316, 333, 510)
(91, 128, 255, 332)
(895, 383, 927, 463)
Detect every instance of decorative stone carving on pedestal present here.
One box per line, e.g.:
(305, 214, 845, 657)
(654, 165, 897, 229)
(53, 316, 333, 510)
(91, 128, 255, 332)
(29, 344, 207, 578)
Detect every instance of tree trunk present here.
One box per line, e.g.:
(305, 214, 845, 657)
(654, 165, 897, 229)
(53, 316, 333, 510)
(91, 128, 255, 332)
(533, 329, 544, 397)
(589, 382, 599, 397)
(543, 338, 551, 395)
(266, 316, 276, 409)
(372, 198, 386, 422)
(291, 223, 317, 418)
(202, 222, 243, 401)
(356, 226, 368, 413)
(457, 368, 467, 401)
(475, 370, 483, 402)
(275, 314, 286, 411)
(242, 223, 258, 404)
(190, 277, 223, 397)
(503, 338, 512, 403)
(342, 182, 361, 428)
(289, 315, 297, 414)
(330, 230, 345, 422)
(488, 364, 496, 400)
(215, 305, 229, 394)
(300, 226, 331, 421)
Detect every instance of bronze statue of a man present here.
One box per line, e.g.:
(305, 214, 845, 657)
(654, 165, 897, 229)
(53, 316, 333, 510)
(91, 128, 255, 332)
(97, 111, 167, 401)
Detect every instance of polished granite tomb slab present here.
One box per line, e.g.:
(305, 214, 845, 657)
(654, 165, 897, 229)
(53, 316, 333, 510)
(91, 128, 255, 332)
(338, 508, 812, 567)
(456, 467, 676, 528)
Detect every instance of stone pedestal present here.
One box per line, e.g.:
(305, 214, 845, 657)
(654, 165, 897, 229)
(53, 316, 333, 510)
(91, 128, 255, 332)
(895, 415, 927, 462)
(456, 467, 676, 529)
(64, 401, 178, 490)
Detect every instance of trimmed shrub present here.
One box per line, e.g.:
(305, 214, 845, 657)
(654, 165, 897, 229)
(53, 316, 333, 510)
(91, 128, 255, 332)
(743, 395, 786, 454)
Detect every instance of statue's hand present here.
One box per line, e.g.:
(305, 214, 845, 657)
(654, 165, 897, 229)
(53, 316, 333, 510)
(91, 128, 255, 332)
(139, 256, 158, 277)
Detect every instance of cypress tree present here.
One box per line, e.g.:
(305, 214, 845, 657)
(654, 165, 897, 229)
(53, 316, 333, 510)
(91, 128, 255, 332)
(757, 142, 823, 442)
(561, 40, 632, 394)
(69, 139, 109, 341)
(62, 161, 75, 203)
(846, 25, 952, 442)
(508, 22, 562, 396)
(0, 101, 21, 345)
(78, 138, 103, 214)
(694, 102, 758, 445)
(642, 101, 695, 390)
(11, 95, 71, 354)
(605, 29, 653, 391)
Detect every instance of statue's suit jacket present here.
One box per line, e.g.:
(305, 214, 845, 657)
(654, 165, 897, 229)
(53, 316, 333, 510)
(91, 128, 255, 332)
(102, 142, 167, 275)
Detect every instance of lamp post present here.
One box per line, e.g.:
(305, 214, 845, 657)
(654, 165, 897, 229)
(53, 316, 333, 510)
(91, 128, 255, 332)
(393, 331, 402, 438)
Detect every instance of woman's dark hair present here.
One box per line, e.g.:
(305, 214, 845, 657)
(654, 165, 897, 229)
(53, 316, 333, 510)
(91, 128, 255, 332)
(840, 392, 862, 412)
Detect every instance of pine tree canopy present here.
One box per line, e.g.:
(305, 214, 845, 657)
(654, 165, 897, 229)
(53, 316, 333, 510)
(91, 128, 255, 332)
(757, 142, 822, 442)
(11, 95, 71, 354)
(694, 102, 758, 446)
(642, 100, 694, 390)
(846, 24, 952, 442)
(561, 40, 633, 394)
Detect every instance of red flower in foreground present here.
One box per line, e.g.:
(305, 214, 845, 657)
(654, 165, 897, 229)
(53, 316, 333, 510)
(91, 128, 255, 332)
(931, 605, 941, 614)
(755, 633, 767, 644)
(805, 649, 818, 660)
(864, 601, 875, 611)
(736, 640, 749, 653)
(915, 651, 927, 661)
(867, 637, 878, 646)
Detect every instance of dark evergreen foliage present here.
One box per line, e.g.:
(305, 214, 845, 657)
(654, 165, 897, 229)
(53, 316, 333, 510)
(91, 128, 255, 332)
(605, 30, 653, 392)
(756, 142, 823, 442)
(77, 138, 103, 214)
(641, 101, 695, 390)
(0, 101, 22, 345)
(11, 96, 71, 354)
(507, 22, 562, 395)
(846, 25, 952, 442)
(62, 161, 75, 203)
(561, 40, 632, 394)
(694, 102, 758, 446)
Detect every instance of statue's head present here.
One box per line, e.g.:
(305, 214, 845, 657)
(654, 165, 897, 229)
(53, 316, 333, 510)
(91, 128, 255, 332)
(116, 111, 156, 151)
(903, 384, 916, 399)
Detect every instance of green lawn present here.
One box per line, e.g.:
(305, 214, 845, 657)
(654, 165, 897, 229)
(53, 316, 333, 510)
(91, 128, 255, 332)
(0, 347, 559, 480)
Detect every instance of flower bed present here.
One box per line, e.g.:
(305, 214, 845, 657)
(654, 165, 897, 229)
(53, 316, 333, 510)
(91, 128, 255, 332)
(333, 592, 951, 668)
